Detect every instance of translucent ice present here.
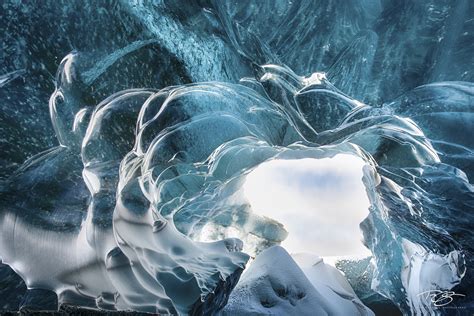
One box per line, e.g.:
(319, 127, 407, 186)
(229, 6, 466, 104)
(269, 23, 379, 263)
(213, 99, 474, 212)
(1, 1, 473, 315)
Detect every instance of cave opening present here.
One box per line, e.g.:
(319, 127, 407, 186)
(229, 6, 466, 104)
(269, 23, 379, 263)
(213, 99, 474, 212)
(243, 154, 371, 258)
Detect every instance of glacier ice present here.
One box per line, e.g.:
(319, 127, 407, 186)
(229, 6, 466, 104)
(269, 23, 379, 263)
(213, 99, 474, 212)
(1, 0, 474, 315)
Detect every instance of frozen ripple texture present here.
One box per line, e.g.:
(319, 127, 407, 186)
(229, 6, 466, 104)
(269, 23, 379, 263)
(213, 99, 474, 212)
(1, 0, 473, 315)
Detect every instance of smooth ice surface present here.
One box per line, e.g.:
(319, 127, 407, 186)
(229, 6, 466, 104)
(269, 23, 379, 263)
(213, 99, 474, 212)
(1, 1, 474, 315)
(244, 155, 371, 256)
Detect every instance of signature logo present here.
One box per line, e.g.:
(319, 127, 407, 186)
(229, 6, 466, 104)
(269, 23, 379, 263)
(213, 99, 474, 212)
(417, 290, 466, 307)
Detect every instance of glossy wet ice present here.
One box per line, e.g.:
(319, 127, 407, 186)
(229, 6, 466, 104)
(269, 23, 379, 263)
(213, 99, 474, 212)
(1, 1, 473, 315)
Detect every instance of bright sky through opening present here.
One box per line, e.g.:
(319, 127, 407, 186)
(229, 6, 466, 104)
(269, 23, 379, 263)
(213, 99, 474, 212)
(243, 154, 371, 257)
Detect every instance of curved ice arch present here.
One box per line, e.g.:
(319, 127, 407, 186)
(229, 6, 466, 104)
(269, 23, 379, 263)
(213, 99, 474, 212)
(0, 55, 472, 315)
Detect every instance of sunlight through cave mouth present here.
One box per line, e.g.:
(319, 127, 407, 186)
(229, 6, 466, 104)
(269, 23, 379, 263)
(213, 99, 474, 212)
(243, 154, 372, 258)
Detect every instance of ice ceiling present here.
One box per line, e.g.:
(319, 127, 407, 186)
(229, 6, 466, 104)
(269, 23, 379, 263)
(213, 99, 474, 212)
(1, 0, 473, 315)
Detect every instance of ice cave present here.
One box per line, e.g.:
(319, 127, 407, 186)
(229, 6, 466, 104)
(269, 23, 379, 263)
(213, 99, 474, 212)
(0, 1, 473, 315)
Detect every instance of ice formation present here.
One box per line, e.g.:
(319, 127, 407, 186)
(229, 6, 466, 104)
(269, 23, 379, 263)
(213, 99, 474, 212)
(1, 1, 473, 315)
